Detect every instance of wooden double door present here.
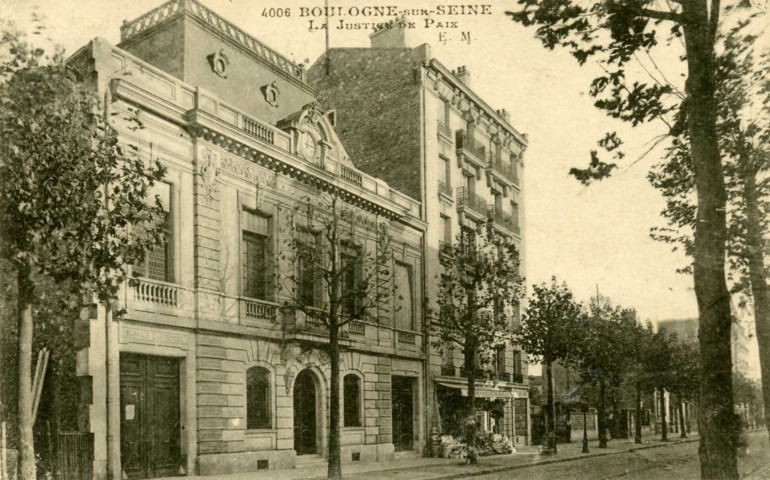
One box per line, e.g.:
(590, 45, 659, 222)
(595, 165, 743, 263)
(120, 353, 181, 479)
(391, 376, 415, 452)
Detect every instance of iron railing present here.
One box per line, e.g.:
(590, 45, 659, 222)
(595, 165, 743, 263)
(438, 180, 453, 198)
(455, 131, 486, 162)
(56, 431, 93, 480)
(456, 186, 487, 216)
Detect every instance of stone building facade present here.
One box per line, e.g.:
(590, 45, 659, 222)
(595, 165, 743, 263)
(308, 21, 532, 446)
(69, 1, 426, 478)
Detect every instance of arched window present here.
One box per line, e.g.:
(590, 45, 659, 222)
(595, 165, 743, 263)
(247, 367, 271, 429)
(343, 374, 362, 427)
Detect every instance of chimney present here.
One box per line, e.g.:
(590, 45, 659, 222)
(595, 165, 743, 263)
(497, 109, 511, 124)
(370, 17, 409, 49)
(454, 65, 471, 87)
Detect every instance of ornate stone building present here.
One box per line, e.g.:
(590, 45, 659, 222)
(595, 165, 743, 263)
(308, 21, 531, 446)
(69, 1, 426, 478)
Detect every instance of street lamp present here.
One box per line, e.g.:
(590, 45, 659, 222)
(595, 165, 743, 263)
(581, 402, 590, 454)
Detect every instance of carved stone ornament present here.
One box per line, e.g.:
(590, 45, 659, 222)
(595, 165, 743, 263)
(280, 342, 329, 394)
(301, 103, 325, 127)
(199, 147, 220, 201)
(208, 49, 229, 78)
(261, 81, 280, 107)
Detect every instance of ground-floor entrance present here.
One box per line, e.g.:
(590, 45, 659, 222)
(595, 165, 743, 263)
(392, 376, 416, 452)
(293, 370, 318, 455)
(119, 353, 181, 479)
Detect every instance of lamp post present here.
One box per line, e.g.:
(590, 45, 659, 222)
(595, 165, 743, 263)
(582, 403, 590, 454)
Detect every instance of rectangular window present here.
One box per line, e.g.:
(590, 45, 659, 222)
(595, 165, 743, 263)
(496, 345, 506, 376)
(242, 210, 270, 300)
(511, 201, 520, 227)
(513, 350, 522, 382)
(394, 262, 414, 331)
(465, 174, 475, 195)
(343, 374, 362, 427)
(461, 226, 476, 257)
(439, 155, 450, 184)
(341, 243, 361, 317)
(441, 215, 452, 245)
(298, 229, 319, 307)
(443, 99, 451, 125)
(134, 182, 174, 282)
(247, 367, 271, 429)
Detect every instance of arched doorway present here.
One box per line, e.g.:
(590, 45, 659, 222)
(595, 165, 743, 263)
(293, 370, 318, 455)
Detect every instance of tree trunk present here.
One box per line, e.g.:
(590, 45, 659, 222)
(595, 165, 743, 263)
(635, 381, 642, 444)
(327, 317, 342, 479)
(660, 391, 668, 442)
(545, 359, 557, 453)
(465, 336, 477, 457)
(742, 166, 770, 442)
(678, 395, 687, 439)
(681, 0, 740, 477)
(598, 379, 607, 448)
(17, 265, 36, 480)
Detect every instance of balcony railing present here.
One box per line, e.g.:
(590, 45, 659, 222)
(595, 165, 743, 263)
(438, 180, 453, 198)
(441, 365, 456, 377)
(242, 115, 275, 145)
(456, 131, 486, 163)
(244, 298, 278, 323)
(456, 186, 487, 216)
(397, 331, 416, 345)
(339, 164, 363, 186)
(305, 308, 325, 328)
(349, 321, 366, 336)
(489, 160, 519, 185)
(131, 278, 178, 307)
(487, 206, 519, 234)
(437, 120, 452, 140)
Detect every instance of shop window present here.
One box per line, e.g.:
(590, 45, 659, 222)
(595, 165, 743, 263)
(247, 366, 271, 429)
(134, 182, 174, 282)
(242, 210, 271, 300)
(343, 374, 362, 427)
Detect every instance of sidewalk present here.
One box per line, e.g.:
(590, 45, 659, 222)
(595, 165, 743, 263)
(160, 433, 699, 480)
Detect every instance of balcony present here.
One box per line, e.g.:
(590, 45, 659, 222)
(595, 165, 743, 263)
(487, 206, 520, 236)
(242, 115, 275, 145)
(488, 159, 519, 186)
(498, 372, 511, 382)
(348, 321, 366, 336)
(241, 297, 279, 325)
(438, 180, 453, 199)
(131, 278, 178, 307)
(512, 373, 524, 383)
(339, 164, 363, 187)
(397, 330, 416, 345)
(437, 120, 453, 141)
(456, 186, 487, 221)
(456, 131, 487, 169)
(441, 365, 456, 377)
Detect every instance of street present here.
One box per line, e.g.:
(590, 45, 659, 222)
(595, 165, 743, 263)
(470, 431, 770, 480)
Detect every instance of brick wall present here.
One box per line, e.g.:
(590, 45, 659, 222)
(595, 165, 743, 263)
(308, 49, 422, 202)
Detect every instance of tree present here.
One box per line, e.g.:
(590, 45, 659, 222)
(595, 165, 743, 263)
(648, 21, 770, 443)
(434, 225, 524, 455)
(627, 321, 654, 444)
(508, 0, 743, 474)
(0, 26, 166, 480)
(670, 340, 700, 438)
(575, 298, 636, 448)
(277, 192, 393, 479)
(643, 329, 679, 441)
(518, 277, 582, 453)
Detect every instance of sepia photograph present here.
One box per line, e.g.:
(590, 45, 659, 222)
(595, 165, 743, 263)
(0, 0, 767, 479)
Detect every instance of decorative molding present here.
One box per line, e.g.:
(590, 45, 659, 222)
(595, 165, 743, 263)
(261, 81, 280, 107)
(219, 153, 278, 188)
(208, 49, 229, 78)
(199, 146, 220, 201)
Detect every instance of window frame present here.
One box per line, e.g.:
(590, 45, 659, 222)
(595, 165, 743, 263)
(394, 261, 415, 331)
(246, 365, 273, 430)
(342, 373, 363, 428)
(133, 181, 175, 283)
(241, 209, 271, 300)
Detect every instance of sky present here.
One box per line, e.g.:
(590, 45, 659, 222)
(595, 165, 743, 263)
(1, 0, 763, 377)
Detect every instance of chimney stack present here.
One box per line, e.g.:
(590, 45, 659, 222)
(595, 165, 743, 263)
(454, 65, 471, 87)
(370, 17, 410, 49)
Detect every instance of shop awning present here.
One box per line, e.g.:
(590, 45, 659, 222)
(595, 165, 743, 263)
(437, 382, 513, 399)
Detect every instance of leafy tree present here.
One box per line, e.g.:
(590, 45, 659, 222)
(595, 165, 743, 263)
(575, 299, 636, 448)
(0, 26, 166, 480)
(518, 277, 582, 453)
(643, 329, 679, 441)
(508, 0, 748, 474)
(648, 21, 770, 443)
(626, 321, 654, 444)
(433, 225, 524, 453)
(277, 192, 393, 479)
(670, 340, 700, 438)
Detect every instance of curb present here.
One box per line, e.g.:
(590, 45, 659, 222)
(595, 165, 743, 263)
(364, 437, 701, 480)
